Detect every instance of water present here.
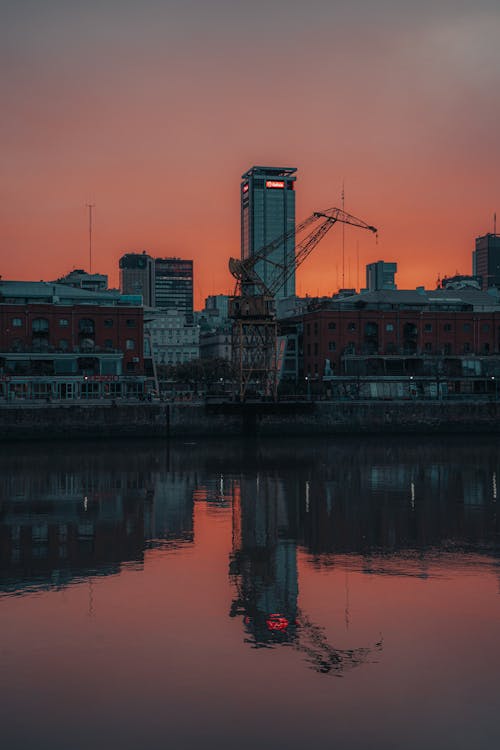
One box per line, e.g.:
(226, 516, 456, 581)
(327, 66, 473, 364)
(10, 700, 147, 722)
(1, 436, 499, 750)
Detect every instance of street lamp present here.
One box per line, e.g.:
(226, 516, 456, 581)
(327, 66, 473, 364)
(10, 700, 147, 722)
(491, 376, 497, 401)
(305, 375, 311, 401)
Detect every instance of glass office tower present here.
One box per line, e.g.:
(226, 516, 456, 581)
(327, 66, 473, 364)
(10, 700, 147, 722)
(154, 258, 193, 323)
(241, 166, 297, 299)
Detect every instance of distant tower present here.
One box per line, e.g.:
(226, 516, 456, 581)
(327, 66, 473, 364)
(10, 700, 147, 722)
(366, 261, 397, 291)
(119, 252, 155, 306)
(154, 257, 194, 323)
(241, 166, 297, 300)
(472, 233, 500, 289)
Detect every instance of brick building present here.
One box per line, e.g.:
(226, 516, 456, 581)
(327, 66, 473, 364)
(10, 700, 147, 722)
(302, 288, 500, 378)
(0, 281, 146, 400)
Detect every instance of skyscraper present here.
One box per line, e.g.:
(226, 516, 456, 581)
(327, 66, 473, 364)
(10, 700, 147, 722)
(472, 233, 500, 289)
(366, 261, 397, 291)
(119, 252, 155, 306)
(241, 166, 296, 299)
(154, 257, 193, 323)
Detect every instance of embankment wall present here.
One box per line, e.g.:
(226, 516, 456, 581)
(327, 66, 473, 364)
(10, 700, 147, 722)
(1, 400, 500, 440)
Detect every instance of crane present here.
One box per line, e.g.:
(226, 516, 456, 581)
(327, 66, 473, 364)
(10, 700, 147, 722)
(228, 207, 377, 401)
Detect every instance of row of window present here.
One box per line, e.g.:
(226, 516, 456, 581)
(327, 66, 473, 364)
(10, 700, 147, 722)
(9, 317, 137, 330)
(306, 342, 492, 357)
(307, 321, 495, 335)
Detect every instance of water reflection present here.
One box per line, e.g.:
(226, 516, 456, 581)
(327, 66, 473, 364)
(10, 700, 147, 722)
(1, 437, 499, 598)
(229, 476, 383, 674)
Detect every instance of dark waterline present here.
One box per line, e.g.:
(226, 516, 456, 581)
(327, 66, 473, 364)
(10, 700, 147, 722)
(1, 435, 499, 750)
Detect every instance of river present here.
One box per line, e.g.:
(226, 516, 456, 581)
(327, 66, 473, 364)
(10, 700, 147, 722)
(1, 436, 499, 749)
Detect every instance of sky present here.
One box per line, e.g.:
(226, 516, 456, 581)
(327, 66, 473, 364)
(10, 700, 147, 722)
(2, 0, 500, 307)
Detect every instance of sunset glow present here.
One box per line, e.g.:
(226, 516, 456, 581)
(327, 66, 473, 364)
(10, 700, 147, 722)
(2, 1, 500, 306)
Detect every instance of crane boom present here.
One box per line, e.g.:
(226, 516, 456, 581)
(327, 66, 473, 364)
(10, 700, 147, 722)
(229, 205, 377, 401)
(229, 207, 377, 298)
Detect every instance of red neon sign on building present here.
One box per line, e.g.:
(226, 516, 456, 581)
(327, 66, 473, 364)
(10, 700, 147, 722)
(265, 180, 285, 189)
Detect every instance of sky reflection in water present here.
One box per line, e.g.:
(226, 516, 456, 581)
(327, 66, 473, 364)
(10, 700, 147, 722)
(1, 436, 499, 750)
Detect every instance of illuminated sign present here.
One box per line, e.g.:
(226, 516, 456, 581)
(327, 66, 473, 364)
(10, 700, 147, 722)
(266, 180, 285, 189)
(242, 183, 249, 193)
(266, 613, 289, 631)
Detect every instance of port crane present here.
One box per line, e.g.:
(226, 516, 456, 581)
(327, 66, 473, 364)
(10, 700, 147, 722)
(228, 207, 377, 401)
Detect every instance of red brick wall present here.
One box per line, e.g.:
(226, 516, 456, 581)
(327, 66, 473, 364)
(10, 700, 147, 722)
(303, 309, 500, 376)
(0, 304, 144, 373)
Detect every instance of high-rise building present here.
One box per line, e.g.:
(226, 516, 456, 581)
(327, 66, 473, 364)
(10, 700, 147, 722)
(119, 252, 155, 306)
(472, 234, 500, 289)
(241, 166, 296, 299)
(366, 261, 397, 291)
(154, 258, 193, 323)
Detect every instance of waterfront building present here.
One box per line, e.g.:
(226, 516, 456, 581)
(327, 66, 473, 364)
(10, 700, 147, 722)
(301, 287, 500, 380)
(199, 330, 231, 361)
(145, 308, 199, 367)
(154, 257, 193, 323)
(119, 252, 155, 306)
(0, 280, 146, 400)
(366, 261, 397, 291)
(472, 233, 500, 289)
(241, 166, 297, 299)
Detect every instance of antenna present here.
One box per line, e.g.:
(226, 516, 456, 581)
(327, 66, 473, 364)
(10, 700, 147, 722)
(86, 203, 95, 272)
(356, 240, 360, 291)
(341, 180, 345, 288)
(495, 212, 497, 235)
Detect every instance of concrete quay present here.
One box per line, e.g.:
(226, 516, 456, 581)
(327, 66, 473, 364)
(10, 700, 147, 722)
(1, 399, 500, 440)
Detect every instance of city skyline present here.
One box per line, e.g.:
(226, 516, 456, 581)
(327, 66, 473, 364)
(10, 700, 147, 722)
(2, 1, 500, 307)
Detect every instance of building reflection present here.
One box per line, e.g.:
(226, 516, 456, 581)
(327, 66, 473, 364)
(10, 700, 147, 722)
(228, 475, 383, 674)
(0, 444, 195, 596)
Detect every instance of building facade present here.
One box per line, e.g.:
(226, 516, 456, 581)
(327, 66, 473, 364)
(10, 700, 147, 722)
(241, 166, 296, 299)
(154, 258, 193, 323)
(472, 234, 500, 289)
(302, 289, 500, 379)
(145, 309, 199, 367)
(119, 252, 155, 306)
(366, 261, 397, 291)
(0, 281, 146, 400)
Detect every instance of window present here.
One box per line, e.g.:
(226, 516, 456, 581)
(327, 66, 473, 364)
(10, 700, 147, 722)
(424, 342, 432, 352)
(32, 318, 49, 332)
(126, 319, 136, 328)
(104, 339, 113, 349)
(328, 341, 336, 351)
(424, 323, 432, 332)
(328, 322, 336, 330)
(483, 342, 490, 353)
(126, 339, 135, 350)
(58, 339, 69, 352)
(314, 343, 318, 355)
(59, 318, 69, 327)
(463, 323, 471, 332)
(386, 323, 394, 332)
(11, 317, 22, 328)
(126, 362, 136, 373)
(104, 319, 114, 328)
(306, 323, 310, 335)
(443, 323, 452, 332)
(348, 322, 356, 331)
(443, 343, 452, 354)
(463, 342, 472, 353)
(307, 344, 311, 355)
(482, 323, 490, 333)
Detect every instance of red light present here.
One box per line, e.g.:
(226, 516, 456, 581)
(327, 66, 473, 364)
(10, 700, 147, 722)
(266, 613, 289, 631)
(266, 180, 285, 189)
(242, 183, 249, 193)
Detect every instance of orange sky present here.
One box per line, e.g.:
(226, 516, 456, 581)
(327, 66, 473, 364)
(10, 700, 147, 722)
(2, 1, 500, 308)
